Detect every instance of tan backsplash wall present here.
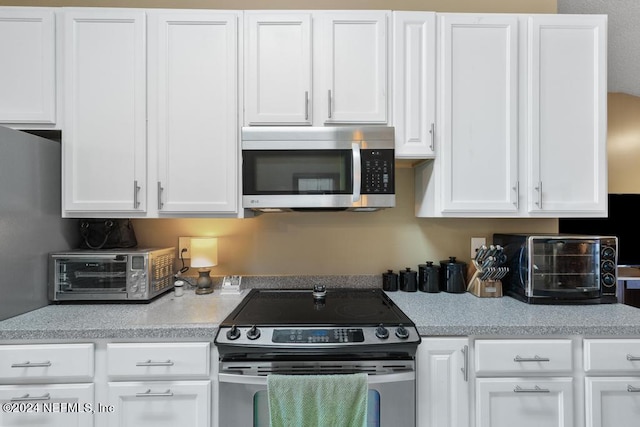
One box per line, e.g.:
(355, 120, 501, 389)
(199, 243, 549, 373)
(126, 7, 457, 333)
(608, 93, 640, 194)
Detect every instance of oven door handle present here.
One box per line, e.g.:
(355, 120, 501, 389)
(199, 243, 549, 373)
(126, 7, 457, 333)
(219, 371, 415, 386)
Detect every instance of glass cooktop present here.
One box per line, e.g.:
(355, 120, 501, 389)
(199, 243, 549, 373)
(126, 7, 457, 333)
(220, 288, 413, 326)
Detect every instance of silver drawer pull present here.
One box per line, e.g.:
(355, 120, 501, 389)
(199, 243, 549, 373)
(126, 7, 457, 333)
(628, 385, 640, 392)
(11, 361, 52, 368)
(514, 355, 550, 363)
(514, 385, 550, 393)
(11, 393, 51, 402)
(626, 354, 640, 361)
(136, 359, 174, 367)
(136, 389, 173, 397)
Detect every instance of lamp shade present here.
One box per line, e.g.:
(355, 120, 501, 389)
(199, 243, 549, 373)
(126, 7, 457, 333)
(190, 237, 218, 268)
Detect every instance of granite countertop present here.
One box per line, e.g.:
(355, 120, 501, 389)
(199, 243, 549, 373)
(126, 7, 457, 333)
(2, 280, 640, 341)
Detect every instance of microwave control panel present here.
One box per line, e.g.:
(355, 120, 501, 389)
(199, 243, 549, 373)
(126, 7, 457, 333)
(361, 149, 394, 194)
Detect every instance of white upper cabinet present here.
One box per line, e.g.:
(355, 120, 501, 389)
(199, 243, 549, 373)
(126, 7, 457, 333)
(244, 10, 389, 126)
(0, 7, 57, 127)
(526, 14, 607, 216)
(148, 11, 239, 215)
(392, 12, 437, 159)
(62, 8, 147, 214)
(244, 12, 312, 125)
(439, 13, 519, 213)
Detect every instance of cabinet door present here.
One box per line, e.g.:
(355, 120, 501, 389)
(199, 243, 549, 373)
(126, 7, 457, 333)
(148, 11, 239, 214)
(527, 14, 607, 215)
(244, 12, 312, 125)
(417, 338, 469, 427)
(586, 377, 640, 427)
(0, 383, 94, 427)
(0, 7, 56, 125)
(392, 12, 436, 158)
(107, 381, 210, 427)
(476, 378, 573, 427)
(62, 8, 146, 213)
(318, 11, 388, 124)
(438, 14, 519, 213)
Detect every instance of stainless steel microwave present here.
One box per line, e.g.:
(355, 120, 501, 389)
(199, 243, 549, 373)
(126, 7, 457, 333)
(49, 247, 175, 302)
(493, 234, 618, 304)
(241, 126, 395, 212)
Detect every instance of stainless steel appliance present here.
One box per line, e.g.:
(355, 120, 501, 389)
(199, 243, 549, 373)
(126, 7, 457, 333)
(241, 126, 395, 212)
(0, 127, 76, 320)
(493, 233, 618, 304)
(49, 247, 175, 302)
(214, 287, 420, 426)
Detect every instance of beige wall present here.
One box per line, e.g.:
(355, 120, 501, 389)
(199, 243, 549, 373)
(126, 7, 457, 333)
(608, 93, 640, 194)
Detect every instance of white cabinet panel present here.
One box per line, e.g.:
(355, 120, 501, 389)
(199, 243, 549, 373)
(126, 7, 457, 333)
(107, 342, 209, 379)
(475, 339, 573, 376)
(584, 339, 640, 374)
(0, 7, 56, 125)
(586, 377, 640, 427)
(0, 344, 94, 383)
(244, 12, 312, 125)
(62, 8, 146, 213)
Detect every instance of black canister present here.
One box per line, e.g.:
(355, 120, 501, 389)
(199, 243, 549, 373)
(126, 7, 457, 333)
(382, 270, 399, 291)
(399, 267, 418, 292)
(440, 257, 467, 293)
(418, 261, 440, 293)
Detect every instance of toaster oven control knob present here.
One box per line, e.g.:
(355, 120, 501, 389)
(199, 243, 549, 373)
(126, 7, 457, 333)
(602, 246, 615, 260)
(246, 325, 261, 340)
(602, 273, 616, 287)
(375, 324, 389, 339)
(395, 324, 410, 340)
(226, 325, 241, 341)
(602, 260, 615, 273)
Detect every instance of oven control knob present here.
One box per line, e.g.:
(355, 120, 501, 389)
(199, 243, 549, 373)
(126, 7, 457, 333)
(226, 325, 241, 341)
(246, 325, 261, 340)
(375, 324, 389, 339)
(395, 324, 410, 340)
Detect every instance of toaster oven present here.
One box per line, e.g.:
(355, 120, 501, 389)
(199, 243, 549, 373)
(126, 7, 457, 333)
(49, 247, 175, 302)
(493, 234, 618, 304)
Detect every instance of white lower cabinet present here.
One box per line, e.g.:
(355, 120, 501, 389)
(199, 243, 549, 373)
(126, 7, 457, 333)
(105, 342, 211, 427)
(417, 338, 469, 427)
(0, 343, 95, 427)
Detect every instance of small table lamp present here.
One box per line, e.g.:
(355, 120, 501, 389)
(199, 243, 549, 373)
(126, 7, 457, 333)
(190, 237, 218, 295)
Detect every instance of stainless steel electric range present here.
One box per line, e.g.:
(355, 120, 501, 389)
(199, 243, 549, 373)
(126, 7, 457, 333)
(214, 286, 420, 426)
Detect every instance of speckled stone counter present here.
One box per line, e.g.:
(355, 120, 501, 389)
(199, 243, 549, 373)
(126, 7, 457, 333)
(2, 277, 640, 341)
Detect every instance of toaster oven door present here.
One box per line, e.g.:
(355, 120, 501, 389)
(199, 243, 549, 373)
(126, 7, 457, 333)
(53, 255, 128, 297)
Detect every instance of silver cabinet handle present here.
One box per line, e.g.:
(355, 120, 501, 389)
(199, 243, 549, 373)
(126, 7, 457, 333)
(157, 182, 164, 210)
(512, 181, 519, 208)
(304, 91, 309, 121)
(135, 359, 174, 367)
(429, 123, 435, 152)
(352, 143, 361, 203)
(514, 385, 550, 393)
(136, 389, 173, 397)
(626, 354, 640, 361)
(460, 345, 469, 382)
(11, 393, 51, 402)
(514, 355, 550, 362)
(11, 361, 52, 368)
(628, 385, 640, 392)
(327, 89, 332, 119)
(534, 181, 543, 208)
(133, 180, 141, 208)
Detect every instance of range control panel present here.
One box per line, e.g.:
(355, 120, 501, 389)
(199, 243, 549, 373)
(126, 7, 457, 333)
(273, 328, 365, 343)
(361, 149, 394, 194)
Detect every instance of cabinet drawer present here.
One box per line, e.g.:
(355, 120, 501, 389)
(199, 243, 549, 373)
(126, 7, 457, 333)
(0, 344, 94, 383)
(475, 339, 572, 375)
(584, 339, 640, 373)
(107, 342, 210, 379)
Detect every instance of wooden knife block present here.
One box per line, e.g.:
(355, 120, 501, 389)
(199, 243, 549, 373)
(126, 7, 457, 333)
(467, 262, 503, 298)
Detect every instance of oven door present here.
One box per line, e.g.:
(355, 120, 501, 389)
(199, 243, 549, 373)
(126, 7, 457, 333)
(51, 255, 128, 298)
(218, 360, 415, 427)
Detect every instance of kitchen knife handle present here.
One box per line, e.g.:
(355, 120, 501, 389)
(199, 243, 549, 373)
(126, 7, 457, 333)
(133, 180, 141, 208)
(460, 345, 469, 382)
(135, 389, 174, 397)
(327, 90, 332, 119)
(157, 182, 164, 210)
(304, 91, 309, 121)
(513, 385, 550, 393)
(10, 393, 51, 402)
(352, 143, 361, 203)
(514, 355, 550, 363)
(429, 122, 435, 152)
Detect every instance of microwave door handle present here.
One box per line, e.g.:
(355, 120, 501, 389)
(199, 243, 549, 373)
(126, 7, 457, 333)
(352, 143, 361, 203)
